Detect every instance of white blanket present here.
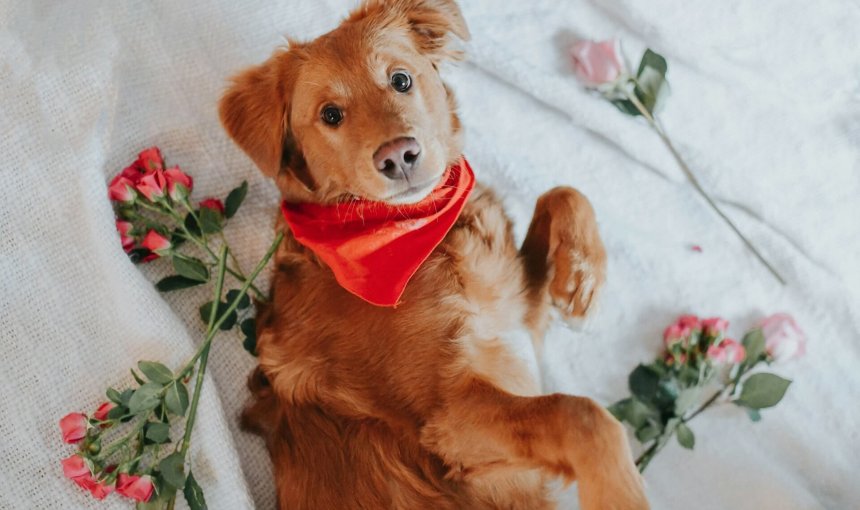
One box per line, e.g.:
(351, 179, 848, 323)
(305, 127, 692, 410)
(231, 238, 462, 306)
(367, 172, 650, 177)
(1, 0, 858, 508)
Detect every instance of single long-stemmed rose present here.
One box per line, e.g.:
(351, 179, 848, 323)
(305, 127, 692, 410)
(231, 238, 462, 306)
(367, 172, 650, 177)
(610, 313, 805, 472)
(60, 147, 282, 508)
(570, 40, 786, 285)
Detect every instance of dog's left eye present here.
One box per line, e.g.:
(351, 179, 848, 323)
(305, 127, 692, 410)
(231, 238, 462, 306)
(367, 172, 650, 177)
(390, 71, 412, 93)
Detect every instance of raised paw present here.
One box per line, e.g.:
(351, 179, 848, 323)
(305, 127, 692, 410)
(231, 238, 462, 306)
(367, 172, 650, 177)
(522, 187, 606, 320)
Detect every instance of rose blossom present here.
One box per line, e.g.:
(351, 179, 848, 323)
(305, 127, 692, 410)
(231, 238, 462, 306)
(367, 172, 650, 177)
(702, 317, 729, 336)
(141, 230, 172, 256)
(165, 166, 193, 200)
(61, 455, 113, 500)
(116, 220, 135, 253)
(59, 413, 87, 444)
(137, 147, 164, 172)
(760, 313, 806, 362)
(570, 39, 626, 88)
(116, 473, 155, 502)
(200, 198, 225, 214)
(707, 338, 746, 365)
(107, 175, 137, 203)
(663, 314, 701, 347)
(136, 169, 167, 201)
(93, 402, 115, 422)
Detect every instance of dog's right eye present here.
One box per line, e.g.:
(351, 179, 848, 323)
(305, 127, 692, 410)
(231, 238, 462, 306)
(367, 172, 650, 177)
(321, 105, 344, 126)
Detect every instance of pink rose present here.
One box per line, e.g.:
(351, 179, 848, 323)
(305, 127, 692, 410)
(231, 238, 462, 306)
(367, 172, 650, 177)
(200, 198, 225, 214)
(165, 166, 193, 200)
(108, 175, 137, 203)
(93, 402, 115, 422)
(663, 323, 691, 347)
(61, 455, 113, 500)
(677, 315, 702, 330)
(59, 413, 87, 444)
(141, 230, 171, 256)
(116, 220, 135, 253)
(116, 474, 155, 502)
(702, 317, 729, 336)
(707, 338, 746, 365)
(136, 169, 167, 201)
(137, 147, 164, 172)
(570, 39, 626, 88)
(760, 313, 806, 362)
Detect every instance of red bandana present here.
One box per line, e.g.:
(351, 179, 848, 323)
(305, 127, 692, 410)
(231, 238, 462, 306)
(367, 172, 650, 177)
(281, 157, 475, 307)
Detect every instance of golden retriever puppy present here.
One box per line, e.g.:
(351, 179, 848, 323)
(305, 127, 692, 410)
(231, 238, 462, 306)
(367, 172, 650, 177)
(219, 1, 648, 508)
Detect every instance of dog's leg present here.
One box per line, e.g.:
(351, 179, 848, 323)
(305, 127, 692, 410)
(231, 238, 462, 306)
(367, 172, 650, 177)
(421, 377, 648, 510)
(520, 187, 606, 321)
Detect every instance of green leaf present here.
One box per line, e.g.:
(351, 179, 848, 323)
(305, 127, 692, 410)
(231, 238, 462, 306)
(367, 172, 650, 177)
(225, 181, 248, 219)
(241, 318, 257, 356)
(131, 369, 146, 386)
(106, 388, 123, 404)
(226, 289, 251, 310)
(145, 422, 171, 444)
(742, 329, 766, 365)
(199, 206, 223, 235)
(184, 213, 201, 237)
(611, 98, 642, 117)
(159, 452, 187, 489)
(637, 48, 668, 78)
(165, 381, 190, 417)
(674, 387, 702, 416)
(183, 471, 208, 510)
(128, 383, 164, 414)
(173, 257, 210, 283)
(634, 67, 667, 114)
(676, 423, 695, 449)
(107, 405, 127, 421)
(635, 422, 661, 442)
(138, 361, 174, 385)
(737, 373, 792, 409)
(156, 275, 206, 292)
(629, 365, 660, 403)
(607, 398, 631, 422)
(625, 398, 657, 429)
(199, 302, 237, 331)
(119, 389, 135, 407)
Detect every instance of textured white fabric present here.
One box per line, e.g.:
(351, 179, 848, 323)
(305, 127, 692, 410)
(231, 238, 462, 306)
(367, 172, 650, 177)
(1, 0, 858, 509)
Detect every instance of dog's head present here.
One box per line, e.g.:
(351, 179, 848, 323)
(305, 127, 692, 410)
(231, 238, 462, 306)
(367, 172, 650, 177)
(219, 0, 469, 205)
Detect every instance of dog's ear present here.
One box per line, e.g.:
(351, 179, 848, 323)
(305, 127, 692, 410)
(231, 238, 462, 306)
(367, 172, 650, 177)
(219, 48, 316, 190)
(354, 0, 470, 61)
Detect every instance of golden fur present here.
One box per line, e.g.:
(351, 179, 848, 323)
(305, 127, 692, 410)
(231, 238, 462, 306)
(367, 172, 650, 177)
(219, 1, 648, 508)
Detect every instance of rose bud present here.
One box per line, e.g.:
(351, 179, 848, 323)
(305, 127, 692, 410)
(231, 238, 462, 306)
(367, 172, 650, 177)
(165, 166, 193, 201)
(570, 39, 626, 88)
(59, 413, 88, 444)
(702, 317, 729, 336)
(61, 455, 112, 500)
(707, 338, 746, 365)
(136, 169, 167, 201)
(760, 313, 806, 363)
(93, 402, 115, 423)
(141, 230, 172, 256)
(108, 175, 136, 203)
(200, 198, 225, 214)
(116, 473, 155, 502)
(115, 220, 135, 253)
(137, 147, 164, 172)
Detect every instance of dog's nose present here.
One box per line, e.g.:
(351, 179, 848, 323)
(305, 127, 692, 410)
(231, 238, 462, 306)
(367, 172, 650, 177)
(373, 137, 421, 179)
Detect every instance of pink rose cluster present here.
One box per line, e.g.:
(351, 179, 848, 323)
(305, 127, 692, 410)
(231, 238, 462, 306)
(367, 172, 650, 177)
(59, 404, 154, 502)
(662, 313, 806, 369)
(107, 147, 226, 263)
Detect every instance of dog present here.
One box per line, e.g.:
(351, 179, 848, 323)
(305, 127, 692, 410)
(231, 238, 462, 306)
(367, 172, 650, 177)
(219, 1, 648, 508)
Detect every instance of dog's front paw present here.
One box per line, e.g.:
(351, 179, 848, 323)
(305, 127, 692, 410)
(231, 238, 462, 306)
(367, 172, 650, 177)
(549, 244, 605, 320)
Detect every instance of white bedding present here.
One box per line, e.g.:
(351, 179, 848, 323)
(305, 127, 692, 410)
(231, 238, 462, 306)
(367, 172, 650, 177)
(1, 0, 858, 508)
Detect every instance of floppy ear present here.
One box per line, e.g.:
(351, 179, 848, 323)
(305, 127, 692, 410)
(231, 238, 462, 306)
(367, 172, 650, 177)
(219, 48, 316, 190)
(354, 0, 471, 61)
